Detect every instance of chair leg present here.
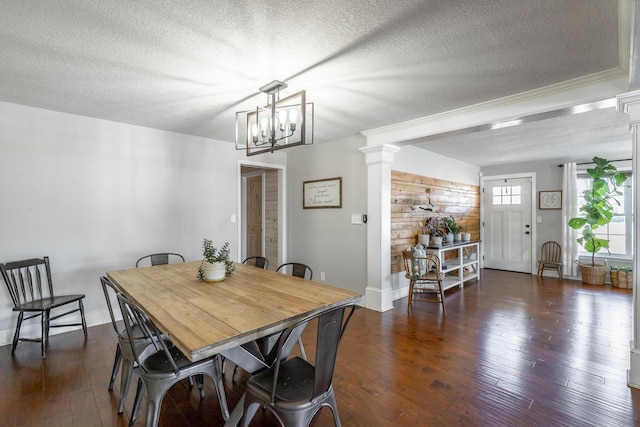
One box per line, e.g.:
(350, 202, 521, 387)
(558, 266, 563, 281)
(41, 310, 50, 358)
(438, 280, 446, 317)
(129, 378, 144, 427)
(79, 299, 88, 339)
(408, 280, 415, 305)
(119, 355, 136, 414)
(12, 312, 24, 353)
(109, 343, 122, 392)
(212, 361, 230, 421)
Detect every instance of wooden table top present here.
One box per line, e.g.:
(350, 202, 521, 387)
(107, 261, 361, 362)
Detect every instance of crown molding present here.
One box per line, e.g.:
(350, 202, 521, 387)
(362, 68, 629, 146)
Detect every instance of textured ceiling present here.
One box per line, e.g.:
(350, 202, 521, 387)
(0, 0, 630, 166)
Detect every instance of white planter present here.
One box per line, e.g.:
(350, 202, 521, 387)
(454, 233, 462, 242)
(203, 261, 226, 282)
(462, 233, 471, 241)
(444, 234, 454, 243)
(430, 236, 443, 247)
(418, 234, 430, 245)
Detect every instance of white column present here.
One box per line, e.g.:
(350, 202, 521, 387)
(618, 90, 640, 388)
(359, 144, 400, 312)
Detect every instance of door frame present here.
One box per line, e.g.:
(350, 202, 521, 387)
(480, 172, 537, 273)
(237, 160, 287, 266)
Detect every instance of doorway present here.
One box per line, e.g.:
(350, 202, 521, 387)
(481, 174, 536, 273)
(239, 163, 285, 269)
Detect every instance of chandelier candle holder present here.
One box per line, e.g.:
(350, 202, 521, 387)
(236, 80, 313, 156)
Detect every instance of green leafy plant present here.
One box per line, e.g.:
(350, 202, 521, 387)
(423, 217, 443, 237)
(568, 157, 628, 266)
(197, 239, 235, 280)
(442, 215, 461, 235)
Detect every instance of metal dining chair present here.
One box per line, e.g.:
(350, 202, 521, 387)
(101, 276, 155, 414)
(135, 252, 185, 268)
(239, 304, 357, 427)
(242, 256, 269, 269)
(0, 257, 87, 358)
(118, 294, 229, 426)
(276, 262, 313, 280)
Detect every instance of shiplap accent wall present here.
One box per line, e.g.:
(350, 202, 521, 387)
(264, 169, 279, 269)
(391, 170, 480, 274)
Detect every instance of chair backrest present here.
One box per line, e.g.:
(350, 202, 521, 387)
(243, 256, 269, 269)
(276, 262, 313, 280)
(116, 293, 180, 374)
(402, 251, 441, 279)
(136, 252, 185, 267)
(271, 304, 356, 403)
(540, 241, 561, 262)
(0, 257, 54, 307)
(100, 276, 125, 338)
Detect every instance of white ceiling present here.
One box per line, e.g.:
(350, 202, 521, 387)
(0, 0, 632, 167)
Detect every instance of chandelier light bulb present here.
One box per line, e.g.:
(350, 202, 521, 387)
(288, 109, 298, 132)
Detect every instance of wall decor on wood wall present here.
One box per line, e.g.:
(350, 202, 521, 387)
(303, 177, 342, 209)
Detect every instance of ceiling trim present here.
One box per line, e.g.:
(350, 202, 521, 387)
(361, 68, 629, 146)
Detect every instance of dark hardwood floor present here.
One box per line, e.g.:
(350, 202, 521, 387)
(1, 269, 640, 426)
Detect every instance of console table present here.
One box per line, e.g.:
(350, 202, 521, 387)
(425, 240, 480, 291)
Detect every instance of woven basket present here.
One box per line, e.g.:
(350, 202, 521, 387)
(611, 269, 633, 289)
(575, 260, 607, 285)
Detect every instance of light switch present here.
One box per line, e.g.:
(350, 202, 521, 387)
(536, 216, 542, 223)
(351, 214, 362, 225)
(230, 214, 237, 223)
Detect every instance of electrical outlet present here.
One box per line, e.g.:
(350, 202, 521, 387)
(320, 272, 326, 281)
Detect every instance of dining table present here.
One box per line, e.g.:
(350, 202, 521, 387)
(106, 261, 362, 363)
(107, 260, 361, 425)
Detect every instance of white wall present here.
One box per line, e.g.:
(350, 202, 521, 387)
(394, 145, 480, 186)
(0, 101, 286, 346)
(286, 135, 368, 294)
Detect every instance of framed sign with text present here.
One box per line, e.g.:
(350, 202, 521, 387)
(539, 190, 562, 209)
(303, 177, 342, 209)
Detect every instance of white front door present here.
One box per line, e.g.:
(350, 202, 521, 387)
(482, 176, 534, 273)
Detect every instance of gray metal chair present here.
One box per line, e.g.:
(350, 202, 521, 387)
(118, 294, 229, 427)
(101, 276, 155, 414)
(242, 256, 270, 269)
(239, 304, 356, 427)
(0, 257, 87, 358)
(135, 252, 184, 268)
(276, 262, 313, 280)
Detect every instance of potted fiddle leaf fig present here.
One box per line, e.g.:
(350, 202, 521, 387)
(568, 157, 627, 285)
(198, 239, 235, 282)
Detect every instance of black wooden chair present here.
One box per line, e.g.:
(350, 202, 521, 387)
(0, 256, 87, 358)
(239, 304, 356, 427)
(135, 252, 184, 267)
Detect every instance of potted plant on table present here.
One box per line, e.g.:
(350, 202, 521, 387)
(568, 156, 628, 285)
(423, 217, 444, 246)
(443, 215, 461, 242)
(198, 239, 235, 282)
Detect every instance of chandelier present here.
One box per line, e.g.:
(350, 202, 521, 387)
(235, 80, 313, 156)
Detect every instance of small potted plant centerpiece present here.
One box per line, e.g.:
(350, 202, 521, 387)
(198, 239, 235, 282)
(568, 156, 628, 285)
